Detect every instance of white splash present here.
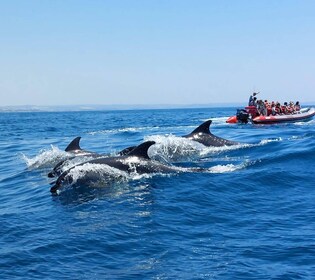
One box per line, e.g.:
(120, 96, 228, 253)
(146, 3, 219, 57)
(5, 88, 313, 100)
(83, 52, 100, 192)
(199, 143, 252, 157)
(64, 163, 130, 187)
(58, 160, 175, 190)
(21, 145, 69, 169)
(145, 134, 251, 162)
(258, 138, 283, 146)
(88, 126, 157, 135)
(145, 134, 207, 162)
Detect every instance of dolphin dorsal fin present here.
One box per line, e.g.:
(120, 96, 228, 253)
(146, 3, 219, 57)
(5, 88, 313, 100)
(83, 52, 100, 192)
(65, 137, 82, 152)
(127, 141, 155, 159)
(190, 120, 212, 135)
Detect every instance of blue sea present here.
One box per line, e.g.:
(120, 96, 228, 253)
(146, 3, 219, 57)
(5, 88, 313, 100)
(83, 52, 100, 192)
(1, 107, 315, 279)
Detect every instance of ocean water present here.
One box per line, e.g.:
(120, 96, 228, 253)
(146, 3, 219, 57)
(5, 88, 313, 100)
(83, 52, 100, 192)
(0, 107, 314, 279)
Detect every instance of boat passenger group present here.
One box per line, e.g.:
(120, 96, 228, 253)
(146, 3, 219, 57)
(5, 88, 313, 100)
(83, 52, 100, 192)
(248, 92, 301, 116)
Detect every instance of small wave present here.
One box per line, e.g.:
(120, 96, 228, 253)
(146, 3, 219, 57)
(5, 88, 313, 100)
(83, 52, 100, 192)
(258, 138, 283, 145)
(21, 146, 69, 169)
(294, 119, 315, 126)
(88, 126, 158, 135)
(257, 134, 314, 146)
(200, 143, 252, 157)
(287, 134, 315, 141)
(207, 160, 256, 173)
(201, 116, 230, 124)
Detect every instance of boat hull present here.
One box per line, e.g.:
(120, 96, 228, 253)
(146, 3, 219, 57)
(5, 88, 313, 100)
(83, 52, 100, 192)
(252, 107, 315, 124)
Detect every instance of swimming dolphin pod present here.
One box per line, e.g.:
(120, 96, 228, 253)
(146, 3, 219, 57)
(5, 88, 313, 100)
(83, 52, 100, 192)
(49, 120, 239, 178)
(48, 120, 240, 193)
(50, 141, 203, 193)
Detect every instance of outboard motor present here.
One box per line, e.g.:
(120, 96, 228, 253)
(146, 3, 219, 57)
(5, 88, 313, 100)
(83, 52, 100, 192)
(236, 109, 250, 123)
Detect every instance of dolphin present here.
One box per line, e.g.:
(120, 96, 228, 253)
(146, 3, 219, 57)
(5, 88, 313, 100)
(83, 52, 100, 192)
(48, 137, 105, 178)
(50, 141, 198, 193)
(119, 120, 239, 154)
(182, 119, 239, 147)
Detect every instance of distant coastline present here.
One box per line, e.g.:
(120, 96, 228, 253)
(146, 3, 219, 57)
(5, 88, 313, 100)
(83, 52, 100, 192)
(1, 102, 314, 113)
(0, 103, 242, 113)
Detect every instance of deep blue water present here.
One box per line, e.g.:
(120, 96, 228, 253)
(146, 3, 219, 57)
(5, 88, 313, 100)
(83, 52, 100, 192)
(1, 107, 315, 279)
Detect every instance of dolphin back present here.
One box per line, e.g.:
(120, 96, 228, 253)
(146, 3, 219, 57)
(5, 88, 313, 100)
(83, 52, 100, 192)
(118, 145, 137, 156)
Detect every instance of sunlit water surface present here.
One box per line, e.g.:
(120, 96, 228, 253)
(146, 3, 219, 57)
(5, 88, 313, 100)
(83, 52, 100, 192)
(1, 107, 314, 279)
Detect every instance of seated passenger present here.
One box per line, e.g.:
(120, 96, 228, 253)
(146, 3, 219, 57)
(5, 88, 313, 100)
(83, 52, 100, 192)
(285, 102, 293, 114)
(261, 100, 267, 116)
(265, 101, 272, 116)
(295, 101, 301, 111)
(281, 102, 288, 114)
(256, 100, 266, 115)
(275, 102, 282, 114)
(288, 101, 295, 113)
(264, 100, 269, 109)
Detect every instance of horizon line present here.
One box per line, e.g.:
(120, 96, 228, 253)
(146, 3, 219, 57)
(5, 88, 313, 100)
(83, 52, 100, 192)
(1, 102, 314, 113)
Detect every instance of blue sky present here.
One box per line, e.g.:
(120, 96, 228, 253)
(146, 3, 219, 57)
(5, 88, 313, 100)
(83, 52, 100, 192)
(0, 0, 314, 106)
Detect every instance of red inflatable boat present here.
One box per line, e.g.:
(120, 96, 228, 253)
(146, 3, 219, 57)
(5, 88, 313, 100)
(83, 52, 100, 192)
(226, 106, 315, 124)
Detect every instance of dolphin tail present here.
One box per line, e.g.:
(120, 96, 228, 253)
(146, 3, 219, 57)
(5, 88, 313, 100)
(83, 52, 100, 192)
(127, 141, 156, 159)
(65, 137, 82, 152)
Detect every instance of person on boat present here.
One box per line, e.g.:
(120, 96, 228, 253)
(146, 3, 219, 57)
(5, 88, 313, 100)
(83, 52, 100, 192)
(288, 102, 295, 114)
(281, 102, 289, 114)
(249, 96, 257, 107)
(248, 92, 259, 106)
(256, 100, 267, 116)
(284, 102, 292, 114)
(295, 101, 301, 111)
(275, 102, 282, 114)
(265, 100, 272, 116)
(271, 103, 277, 116)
